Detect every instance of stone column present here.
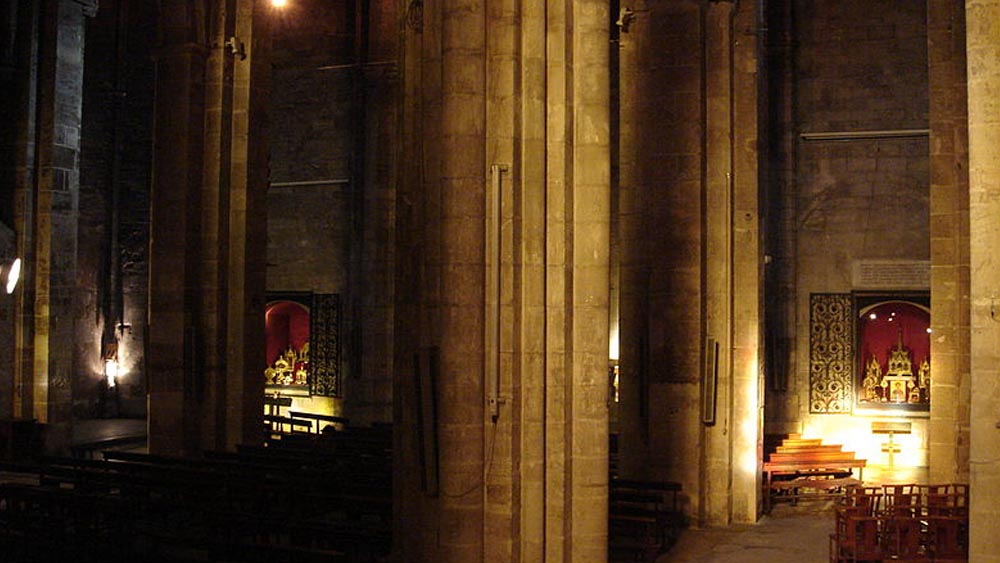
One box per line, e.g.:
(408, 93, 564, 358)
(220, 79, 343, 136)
(702, 0, 736, 526)
(514, 1, 547, 559)
(395, 1, 609, 560)
(200, 0, 268, 451)
(619, 0, 760, 526)
(545, 3, 611, 559)
(730, 0, 763, 523)
(433, 0, 489, 560)
(0, 1, 39, 421)
(618, 0, 705, 514)
(29, 0, 89, 453)
(224, 0, 268, 450)
(966, 0, 1000, 560)
(483, 0, 515, 560)
(355, 0, 399, 425)
(148, 0, 267, 455)
(701, 0, 763, 525)
(147, 0, 208, 456)
(928, 0, 970, 485)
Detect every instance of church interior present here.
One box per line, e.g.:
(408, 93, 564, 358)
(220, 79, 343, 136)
(1, 0, 998, 561)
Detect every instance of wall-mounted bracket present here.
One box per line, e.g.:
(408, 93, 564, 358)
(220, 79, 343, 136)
(225, 36, 246, 60)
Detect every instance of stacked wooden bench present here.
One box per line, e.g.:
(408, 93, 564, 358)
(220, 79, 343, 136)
(763, 434, 866, 513)
(608, 478, 685, 562)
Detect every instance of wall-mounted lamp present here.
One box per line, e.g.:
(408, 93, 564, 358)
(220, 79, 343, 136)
(616, 7, 636, 32)
(1, 257, 20, 294)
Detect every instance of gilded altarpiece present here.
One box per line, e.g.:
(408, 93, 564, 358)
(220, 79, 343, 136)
(854, 293, 929, 411)
(809, 294, 854, 413)
(264, 293, 341, 397)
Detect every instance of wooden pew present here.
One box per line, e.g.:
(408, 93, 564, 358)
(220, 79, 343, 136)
(264, 414, 314, 435)
(1, 443, 394, 562)
(264, 395, 292, 414)
(288, 410, 350, 433)
(70, 434, 147, 460)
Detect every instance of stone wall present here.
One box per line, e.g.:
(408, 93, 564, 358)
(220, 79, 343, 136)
(77, 0, 156, 418)
(268, 0, 397, 423)
(766, 0, 930, 463)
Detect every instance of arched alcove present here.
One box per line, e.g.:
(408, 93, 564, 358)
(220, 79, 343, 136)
(265, 300, 311, 387)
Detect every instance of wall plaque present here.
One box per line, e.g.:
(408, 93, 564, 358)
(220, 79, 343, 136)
(853, 260, 930, 289)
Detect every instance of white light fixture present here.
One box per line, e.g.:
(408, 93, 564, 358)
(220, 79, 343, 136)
(4, 257, 20, 294)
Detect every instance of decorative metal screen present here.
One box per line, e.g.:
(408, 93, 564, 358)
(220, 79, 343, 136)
(809, 293, 853, 413)
(309, 293, 341, 397)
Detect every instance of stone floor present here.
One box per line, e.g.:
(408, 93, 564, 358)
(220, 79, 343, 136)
(656, 502, 835, 563)
(656, 466, 930, 563)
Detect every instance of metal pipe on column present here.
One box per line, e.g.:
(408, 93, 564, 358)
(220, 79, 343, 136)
(486, 163, 506, 422)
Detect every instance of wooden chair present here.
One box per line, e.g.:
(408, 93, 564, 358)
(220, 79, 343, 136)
(842, 486, 882, 516)
(830, 505, 882, 563)
(882, 483, 921, 517)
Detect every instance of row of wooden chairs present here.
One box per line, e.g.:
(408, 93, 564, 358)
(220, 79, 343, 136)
(830, 483, 968, 563)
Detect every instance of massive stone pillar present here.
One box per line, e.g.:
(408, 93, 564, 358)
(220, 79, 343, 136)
(0, 1, 40, 422)
(618, 0, 761, 525)
(18, 0, 91, 453)
(928, 0, 970, 485)
(728, 0, 764, 523)
(353, 0, 400, 425)
(701, 0, 762, 526)
(148, 0, 267, 455)
(966, 0, 1000, 560)
(618, 0, 706, 516)
(147, 0, 209, 455)
(395, 0, 610, 560)
(200, 0, 269, 452)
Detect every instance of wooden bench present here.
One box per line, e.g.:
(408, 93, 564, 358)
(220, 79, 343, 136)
(763, 435, 865, 512)
(264, 395, 292, 413)
(775, 443, 843, 454)
(609, 479, 684, 562)
(264, 414, 314, 435)
(69, 434, 147, 460)
(0, 443, 394, 562)
(288, 411, 350, 433)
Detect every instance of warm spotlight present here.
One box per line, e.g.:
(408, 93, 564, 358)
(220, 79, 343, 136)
(271, 0, 288, 7)
(105, 358, 119, 387)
